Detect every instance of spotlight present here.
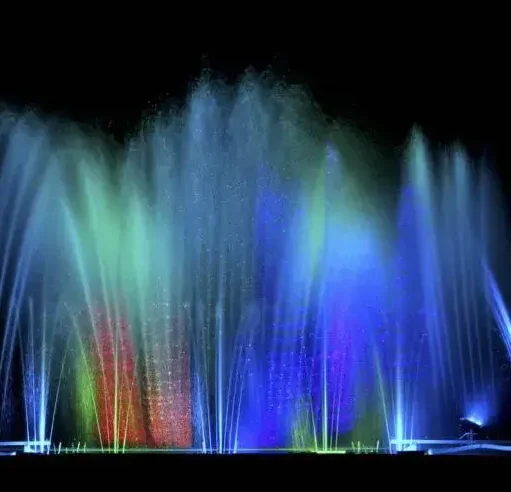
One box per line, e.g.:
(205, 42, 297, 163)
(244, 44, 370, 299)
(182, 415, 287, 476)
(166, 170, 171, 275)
(465, 416, 483, 427)
(459, 417, 483, 440)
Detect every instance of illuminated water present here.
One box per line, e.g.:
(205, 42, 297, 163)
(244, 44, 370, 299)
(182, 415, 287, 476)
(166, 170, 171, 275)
(0, 77, 506, 453)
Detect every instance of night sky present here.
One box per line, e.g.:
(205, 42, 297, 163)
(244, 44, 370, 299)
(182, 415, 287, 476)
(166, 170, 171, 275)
(0, 48, 500, 156)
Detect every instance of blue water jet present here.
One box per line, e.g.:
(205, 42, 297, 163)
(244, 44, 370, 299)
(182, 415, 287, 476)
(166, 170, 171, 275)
(0, 79, 507, 452)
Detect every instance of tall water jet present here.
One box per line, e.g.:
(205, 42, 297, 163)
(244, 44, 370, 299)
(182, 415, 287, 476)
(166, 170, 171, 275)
(0, 77, 507, 453)
(0, 114, 64, 447)
(390, 130, 501, 443)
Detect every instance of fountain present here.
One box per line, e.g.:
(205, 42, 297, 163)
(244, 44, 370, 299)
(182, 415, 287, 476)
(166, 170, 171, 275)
(383, 132, 503, 448)
(0, 75, 506, 455)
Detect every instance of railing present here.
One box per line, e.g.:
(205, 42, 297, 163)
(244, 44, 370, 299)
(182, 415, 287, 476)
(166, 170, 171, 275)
(0, 440, 51, 454)
(390, 439, 511, 455)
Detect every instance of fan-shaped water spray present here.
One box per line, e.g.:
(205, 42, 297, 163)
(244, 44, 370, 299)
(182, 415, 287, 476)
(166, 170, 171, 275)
(0, 77, 506, 453)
